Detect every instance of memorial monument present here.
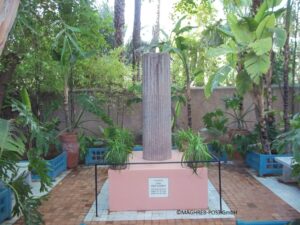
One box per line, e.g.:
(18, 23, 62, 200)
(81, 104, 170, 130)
(108, 53, 208, 211)
(142, 53, 172, 161)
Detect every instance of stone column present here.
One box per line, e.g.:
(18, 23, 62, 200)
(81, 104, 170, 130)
(142, 53, 172, 160)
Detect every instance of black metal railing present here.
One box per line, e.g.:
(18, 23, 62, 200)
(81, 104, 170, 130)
(94, 153, 223, 217)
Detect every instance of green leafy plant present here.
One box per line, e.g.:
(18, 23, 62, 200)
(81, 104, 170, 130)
(274, 114, 300, 183)
(202, 109, 233, 158)
(104, 127, 134, 169)
(176, 129, 212, 174)
(150, 16, 197, 128)
(75, 94, 114, 128)
(60, 93, 114, 135)
(0, 118, 45, 225)
(223, 94, 253, 130)
(11, 96, 59, 158)
(232, 132, 259, 156)
(202, 109, 228, 136)
(78, 133, 104, 161)
(205, 1, 287, 154)
(209, 140, 234, 158)
(171, 85, 186, 132)
(11, 91, 54, 191)
(51, 17, 88, 133)
(174, 129, 191, 152)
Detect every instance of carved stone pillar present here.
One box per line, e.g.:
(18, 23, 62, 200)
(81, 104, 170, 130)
(142, 53, 172, 160)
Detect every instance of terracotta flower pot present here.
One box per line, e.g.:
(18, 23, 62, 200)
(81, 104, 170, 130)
(233, 151, 243, 160)
(59, 132, 79, 169)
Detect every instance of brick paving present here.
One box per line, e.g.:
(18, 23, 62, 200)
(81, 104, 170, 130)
(14, 164, 300, 225)
(209, 165, 299, 221)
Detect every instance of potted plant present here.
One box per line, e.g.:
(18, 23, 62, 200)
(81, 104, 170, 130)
(174, 129, 191, 152)
(175, 129, 212, 174)
(60, 93, 115, 168)
(80, 134, 108, 165)
(231, 131, 258, 158)
(59, 117, 81, 169)
(208, 140, 233, 162)
(202, 109, 230, 161)
(51, 20, 90, 169)
(242, 123, 289, 176)
(32, 119, 67, 181)
(104, 127, 134, 170)
(11, 95, 66, 181)
(0, 118, 49, 224)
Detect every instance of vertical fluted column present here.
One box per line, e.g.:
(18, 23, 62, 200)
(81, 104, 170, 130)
(142, 53, 172, 160)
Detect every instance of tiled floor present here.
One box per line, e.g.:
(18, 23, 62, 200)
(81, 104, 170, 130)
(13, 164, 300, 225)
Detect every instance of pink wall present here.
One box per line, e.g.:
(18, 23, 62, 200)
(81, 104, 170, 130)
(108, 151, 208, 211)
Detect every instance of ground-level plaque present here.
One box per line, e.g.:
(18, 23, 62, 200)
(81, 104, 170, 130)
(148, 178, 169, 198)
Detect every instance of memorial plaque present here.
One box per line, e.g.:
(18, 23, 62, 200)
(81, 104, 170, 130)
(148, 178, 169, 198)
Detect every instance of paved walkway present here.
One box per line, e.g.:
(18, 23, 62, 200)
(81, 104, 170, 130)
(14, 164, 300, 225)
(210, 165, 299, 221)
(251, 170, 300, 212)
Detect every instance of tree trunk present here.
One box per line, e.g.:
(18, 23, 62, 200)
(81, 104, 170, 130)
(0, 0, 20, 55)
(291, 1, 299, 115)
(252, 83, 270, 153)
(0, 53, 20, 114)
(151, 0, 160, 47)
(63, 66, 70, 131)
(184, 61, 192, 128)
(70, 65, 75, 127)
(132, 0, 141, 81)
(186, 89, 192, 128)
(58, 0, 74, 132)
(236, 55, 245, 130)
(114, 0, 125, 48)
(250, 0, 271, 153)
(265, 51, 275, 129)
(283, 0, 292, 131)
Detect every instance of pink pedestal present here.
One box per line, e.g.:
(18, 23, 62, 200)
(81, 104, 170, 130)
(108, 151, 208, 211)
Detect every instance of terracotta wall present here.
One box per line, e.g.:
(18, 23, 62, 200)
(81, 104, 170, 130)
(54, 86, 300, 138)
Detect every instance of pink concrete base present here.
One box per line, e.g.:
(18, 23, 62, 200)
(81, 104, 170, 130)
(108, 151, 208, 211)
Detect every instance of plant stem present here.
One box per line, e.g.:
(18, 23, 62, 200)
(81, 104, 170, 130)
(283, 0, 292, 131)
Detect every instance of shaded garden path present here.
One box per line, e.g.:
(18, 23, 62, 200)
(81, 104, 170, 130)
(15, 165, 300, 225)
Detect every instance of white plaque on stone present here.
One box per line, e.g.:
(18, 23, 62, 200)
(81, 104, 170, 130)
(148, 178, 169, 198)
